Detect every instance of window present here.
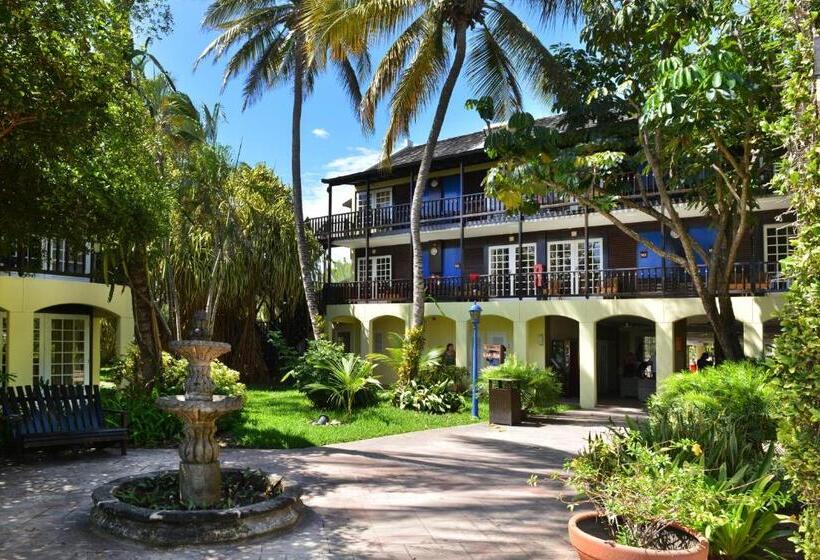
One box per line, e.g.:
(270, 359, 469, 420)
(488, 243, 536, 296)
(32, 314, 90, 385)
(547, 239, 603, 295)
(355, 188, 393, 210)
(764, 224, 796, 289)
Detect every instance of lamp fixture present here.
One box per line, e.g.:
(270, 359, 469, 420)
(430, 179, 439, 188)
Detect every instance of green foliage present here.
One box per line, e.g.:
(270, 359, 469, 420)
(268, 330, 300, 375)
(419, 364, 469, 393)
(645, 361, 777, 474)
(396, 326, 427, 384)
(392, 380, 464, 414)
(368, 330, 442, 383)
(100, 387, 182, 448)
(565, 430, 794, 555)
(304, 354, 382, 416)
(766, 0, 820, 555)
(283, 338, 347, 407)
(480, 355, 561, 412)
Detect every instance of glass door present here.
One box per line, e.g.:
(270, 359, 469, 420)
(488, 244, 536, 297)
(357, 255, 392, 299)
(548, 239, 603, 295)
(33, 314, 90, 385)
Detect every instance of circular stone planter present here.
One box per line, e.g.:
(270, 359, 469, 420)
(90, 469, 303, 546)
(568, 512, 708, 560)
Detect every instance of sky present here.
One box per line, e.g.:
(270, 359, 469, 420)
(149, 1, 582, 225)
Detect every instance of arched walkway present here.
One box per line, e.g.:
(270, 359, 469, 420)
(596, 315, 656, 403)
(370, 315, 406, 384)
(423, 315, 456, 355)
(477, 314, 514, 365)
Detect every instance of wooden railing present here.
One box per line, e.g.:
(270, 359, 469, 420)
(323, 262, 787, 305)
(0, 240, 97, 280)
(308, 172, 691, 241)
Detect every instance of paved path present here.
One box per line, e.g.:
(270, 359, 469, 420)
(0, 419, 613, 560)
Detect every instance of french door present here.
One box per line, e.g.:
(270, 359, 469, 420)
(357, 255, 392, 299)
(547, 239, 603, 295)
(488, 244, 536, 297)
(32, 314, 90, 385)
(356, 188, 393, 227)
(764, 224, 795, 290)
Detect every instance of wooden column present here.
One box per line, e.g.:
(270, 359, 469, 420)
(326, 185, 333, 284)
(364, 180, 371, 282)
(584, 185, 591, 299)
(517, 211, 524, 300)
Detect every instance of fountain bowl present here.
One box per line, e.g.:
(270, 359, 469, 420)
(90, 469, 303, 546)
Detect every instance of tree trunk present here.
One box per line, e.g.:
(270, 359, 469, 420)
(292, 38, 324, 341)
(126, 244, 163, 387)
(401, 24, 468, 380)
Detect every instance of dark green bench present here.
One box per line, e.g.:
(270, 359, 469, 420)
(1, 384, 128, 455)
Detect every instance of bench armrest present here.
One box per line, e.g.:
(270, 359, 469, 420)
(102, 408, 129, 429)
(1, 413, 22, 425)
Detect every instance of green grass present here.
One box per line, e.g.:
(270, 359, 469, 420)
(222, 389, 488, 449)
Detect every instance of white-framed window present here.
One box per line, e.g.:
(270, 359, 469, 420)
(488, 243, 536, 296)
(357, 255, 392, 299)
(356, 188, 393, 228)
(547, 239, 603, 295)
(764, 224, 796, 288)
(40, 239, 92, 275)
(32, 314, 90, 385)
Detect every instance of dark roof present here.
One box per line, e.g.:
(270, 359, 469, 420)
(323, 114, 567, 186)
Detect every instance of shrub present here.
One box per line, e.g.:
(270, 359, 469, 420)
(101, 387, 182, 447)
(393, 380, 464, 414)
(284, 339, 380, 410)
(563, 429, 794, 555)
(419, 364, 469, 393)
(368, 331, 444, 382)
(304, 353, 382, 416)
(646, 361, 777, 473)
(480, 355, 561, 412)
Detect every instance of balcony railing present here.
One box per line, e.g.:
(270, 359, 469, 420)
(0, 240, 97, 280)
(308, 172, 691, 242)
(323, 262, 788, 305)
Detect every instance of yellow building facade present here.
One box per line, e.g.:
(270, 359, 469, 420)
(0, 275, 133, 387)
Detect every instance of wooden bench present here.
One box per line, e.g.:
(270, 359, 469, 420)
(1, 384, 128, 455)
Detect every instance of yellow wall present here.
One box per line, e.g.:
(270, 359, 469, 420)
(371, 315, 406, 383)
(0, 276, 133, 385)
(423, 315, 456, 354)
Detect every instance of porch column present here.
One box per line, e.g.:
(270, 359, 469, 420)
(578, 321, 597, 409)
(744, 320, 765, 359)
(7, 311, 34, 386)
(360, 323, 372, 357)
(455, 319, 470, 369)
(91, 315, 103, 383)
(655, 321, 675, 387)
(513, 319, 527, 361)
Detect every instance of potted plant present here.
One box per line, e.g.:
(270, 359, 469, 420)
(562, 432, 709, 559)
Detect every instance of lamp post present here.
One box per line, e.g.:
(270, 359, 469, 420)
(469, 301, 482, 418)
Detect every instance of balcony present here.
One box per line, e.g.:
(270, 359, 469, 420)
(0, 240, 99, 281)
(323, 262, 788, 305)
(308, 172, 689, 242)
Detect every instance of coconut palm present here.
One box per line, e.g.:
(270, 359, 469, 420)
(304, 0, 579, 378)
(197, 0, 368, 341)
(306, 353, 382, 416)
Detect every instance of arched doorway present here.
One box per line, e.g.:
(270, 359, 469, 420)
(330, 316, 363, 354)
(526, 316, 580, 399)
(678, 314, 743, 368)
(596, 315, 656, 402)
(477, 314, 514, 366)
(423, 315, 456, 356)
(370, 315, 406, 383)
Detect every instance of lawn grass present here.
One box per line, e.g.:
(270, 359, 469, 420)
(222, 389, 489, 449)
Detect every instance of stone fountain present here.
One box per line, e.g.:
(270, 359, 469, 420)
(90, 311, 303, 545)
(155, 313, 242, 507)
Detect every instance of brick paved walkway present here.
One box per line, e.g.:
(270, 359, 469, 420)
(0, 418, 613, 559)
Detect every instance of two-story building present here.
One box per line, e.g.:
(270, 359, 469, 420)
(0, 241, 133, 387)
(312, 116, 792, 409)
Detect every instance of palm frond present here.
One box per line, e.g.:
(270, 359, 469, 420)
(466, 23, 523, 119)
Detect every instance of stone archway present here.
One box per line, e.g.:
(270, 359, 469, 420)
(330, 315, 363, 354)
(596, 315, 656, 403)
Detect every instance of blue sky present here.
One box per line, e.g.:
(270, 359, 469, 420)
(150, 1, 582, 220)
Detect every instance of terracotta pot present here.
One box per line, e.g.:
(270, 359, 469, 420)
(568, 512, 708, 560)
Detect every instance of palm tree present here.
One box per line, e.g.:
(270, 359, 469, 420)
(305, 353, 382, 416)
(197, 0, 368, 341)
(304, 0, 578, 378)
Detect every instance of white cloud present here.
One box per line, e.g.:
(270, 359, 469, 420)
(312, 128, 330, 139)
(324, 147, 381, 176)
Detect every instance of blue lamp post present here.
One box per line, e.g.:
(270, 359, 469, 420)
(469, 302, 482, 418)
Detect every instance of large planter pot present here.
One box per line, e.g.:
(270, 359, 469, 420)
(568, 512, 708, 560)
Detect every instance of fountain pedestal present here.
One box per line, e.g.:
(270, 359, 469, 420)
(156, 340, 240, 508)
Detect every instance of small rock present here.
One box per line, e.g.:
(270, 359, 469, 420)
(312, 415, 329, 426)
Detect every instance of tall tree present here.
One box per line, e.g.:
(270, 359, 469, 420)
(480, 0, 783, 360)
(197, 0, 368, 341)
(304, 0, 579, 379)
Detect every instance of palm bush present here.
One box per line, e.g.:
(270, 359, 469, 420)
(305, 354, 382, 416)
(283, 338, 362, 408)
(368, 331, 443, 383)
(645, 361, 777, 473)
(392, 380, 463, 414)
(480, 355, 561, 412)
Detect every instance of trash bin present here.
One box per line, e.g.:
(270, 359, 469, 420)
(488, 378, 522, 425)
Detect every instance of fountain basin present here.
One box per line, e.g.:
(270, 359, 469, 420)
(90, 469, 303, 545)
